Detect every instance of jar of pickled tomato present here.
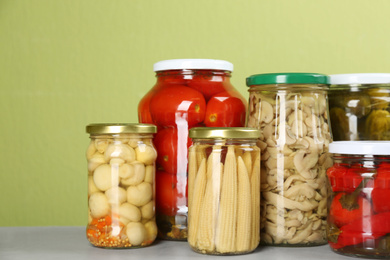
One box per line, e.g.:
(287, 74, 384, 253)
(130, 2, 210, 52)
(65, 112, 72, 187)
(86, 123, 157, 248)
(138, 59, 247, 240)
(327, 141, 390, 258)
(187, 127, 261, 255)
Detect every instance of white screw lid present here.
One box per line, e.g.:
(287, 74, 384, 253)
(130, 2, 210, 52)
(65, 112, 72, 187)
(153, 59, 233, 72)
(330, 73, 390, 85)
(329, 141, 390, 155)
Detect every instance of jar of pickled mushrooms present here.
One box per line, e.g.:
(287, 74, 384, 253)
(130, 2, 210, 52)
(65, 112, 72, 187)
(187, 127, 261, 255)
(86, 123, 157, 248)
(246, 73, 332, 246)
(329, 73, 390, 141)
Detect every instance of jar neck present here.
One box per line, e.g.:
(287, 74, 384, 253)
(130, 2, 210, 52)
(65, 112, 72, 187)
(155, 69, 231, 82)
(193, 138, 257, 146)
(90, 133, 154, 139)
(333, 154, 390, 167)
(248, 84, 328, 92)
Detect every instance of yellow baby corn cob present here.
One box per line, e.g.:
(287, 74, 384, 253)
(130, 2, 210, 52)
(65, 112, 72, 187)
(197, 147, 222, 252)
(188, 147, 197, 208)
(242, 152, 253, 178)
(188, 158, 207, 247)
(215, 146, 237, 253)
(250, 154, 261, 249)
(236, 156, 252, 252)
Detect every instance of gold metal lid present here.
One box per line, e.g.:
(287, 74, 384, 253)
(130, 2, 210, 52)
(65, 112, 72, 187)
(86, 123, 157, 134)
(189, 127, 261, 139)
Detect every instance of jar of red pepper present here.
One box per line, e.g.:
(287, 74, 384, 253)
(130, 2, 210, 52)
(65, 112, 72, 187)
(138, 59, 247, 240)
(327, 141, 390, 258)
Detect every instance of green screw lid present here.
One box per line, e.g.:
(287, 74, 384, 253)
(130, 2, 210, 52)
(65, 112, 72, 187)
(246, 73, 329, 86)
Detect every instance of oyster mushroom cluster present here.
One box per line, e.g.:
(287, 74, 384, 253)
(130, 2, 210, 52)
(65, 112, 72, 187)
(247, 90, 333, 245)
(86, 135, 157, 248)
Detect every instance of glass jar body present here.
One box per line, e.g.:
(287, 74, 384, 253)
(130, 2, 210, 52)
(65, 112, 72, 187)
(247, 84, 332, 246)
(138, 69, 247, 240)
(187, 138, 260, 255)
(86, 133, 157, 248)
(329, 84, 390, 141)
(327, 154, 390, 258)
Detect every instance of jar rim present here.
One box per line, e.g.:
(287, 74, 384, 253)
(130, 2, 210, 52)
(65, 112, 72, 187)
(86, 123, 157, 134)
(329, 141, 390, 155)
(189, 127, 260, 139)
(153, 59, 233, 72)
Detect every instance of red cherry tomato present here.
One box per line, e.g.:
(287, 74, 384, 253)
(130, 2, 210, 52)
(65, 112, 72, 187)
(203, 91, 246, 127)
(187, 71, 228, 100)
(329, 192, 373, 227)
(153, 127, 192, 175)
(371, 166, 390, 213)
(326, 163, 363, 193)
(155, 171, 187, 216)
(149, 85, 206, 127)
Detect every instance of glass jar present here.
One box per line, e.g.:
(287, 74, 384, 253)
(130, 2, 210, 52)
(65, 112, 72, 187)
(138, 59, 247, 240)
(85, 123, 157, 248)
(327, 141, 390, 258)
(246, 73, 332, 246)
(187, 127, 261, 255)
(329, 73, 390, 141)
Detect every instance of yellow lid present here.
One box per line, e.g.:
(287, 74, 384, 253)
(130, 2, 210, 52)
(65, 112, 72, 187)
(189, 127, 260, 139)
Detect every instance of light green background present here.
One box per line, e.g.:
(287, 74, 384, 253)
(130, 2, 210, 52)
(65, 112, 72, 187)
(1, 0, 390, 226)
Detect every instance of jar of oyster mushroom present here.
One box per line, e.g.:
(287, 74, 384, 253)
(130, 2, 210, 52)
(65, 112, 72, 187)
(246, 73, 333, 246)
(86, 123, 158, 248)
(187, 127, 261, 255)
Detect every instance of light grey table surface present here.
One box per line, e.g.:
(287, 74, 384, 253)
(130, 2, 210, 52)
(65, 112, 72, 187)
(0, 226, 353, 260)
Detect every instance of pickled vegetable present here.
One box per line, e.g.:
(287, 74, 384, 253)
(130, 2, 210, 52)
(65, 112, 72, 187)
(329, 84, 390, 141)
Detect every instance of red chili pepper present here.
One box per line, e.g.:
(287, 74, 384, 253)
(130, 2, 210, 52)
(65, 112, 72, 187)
(329, 192, 373, 227)
(327, 163, 362, 193)
(371, 166, 390, 213)
(328, 212, 390, 249)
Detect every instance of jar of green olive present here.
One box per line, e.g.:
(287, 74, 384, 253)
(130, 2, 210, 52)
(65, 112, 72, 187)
(86, 123, 157, 248)
(329, 73, 390, 141)
(187, 127, 261, 255)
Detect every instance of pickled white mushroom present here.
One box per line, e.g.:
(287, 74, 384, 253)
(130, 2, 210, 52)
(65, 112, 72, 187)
(104, 143, 135, 162)
(86, 141, 96, 160)
(118, 163, 133, 179)
(110, 158, 125, 167)
(128, 138, 141, 148)
(105, 187, 127, 204)
(95, 139, 109, 153)
(144, 165, 154, 184)
(144, 221, 158, 242)
(93, 164, 118, 191)
(88, 176, 99, 195)
(119, 203, 142, 222)
(126, 222, 146, 246)
(89, 192, 110, 218)
(248, 91, 331, 245)
(141, 200, 154, 220)
(135, 144, 157, 165)
(127, 182, 153, 206)
(88, 153, 106, 172)
(121, 162, 145, 186)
